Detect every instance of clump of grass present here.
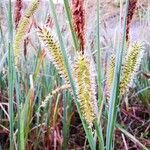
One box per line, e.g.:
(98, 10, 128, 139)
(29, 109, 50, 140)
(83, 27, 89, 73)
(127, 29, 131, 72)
(2, 0, 149, 149)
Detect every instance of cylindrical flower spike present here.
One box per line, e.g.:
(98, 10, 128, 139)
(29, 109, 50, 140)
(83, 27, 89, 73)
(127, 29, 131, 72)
(120, 42, 144, 96)
(41, 84, 70, 108)
(13, 0, 40, 66)
(37, 27, 71, 86)
(74, 54, 97, 127)
(105, 54, 115, 98)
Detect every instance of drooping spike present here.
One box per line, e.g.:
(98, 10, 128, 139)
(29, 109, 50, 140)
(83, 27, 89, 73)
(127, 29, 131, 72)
(13, 0, 40, 66)
(37, 27, 71, 86)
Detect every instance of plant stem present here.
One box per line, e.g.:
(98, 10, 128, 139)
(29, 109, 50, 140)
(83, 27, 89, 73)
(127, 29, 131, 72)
(106, 0, 129, 149)
(7, 0, 14, 149)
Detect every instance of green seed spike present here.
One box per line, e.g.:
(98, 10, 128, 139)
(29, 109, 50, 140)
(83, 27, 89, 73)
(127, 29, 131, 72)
(41, 84, 70, 108)
(120, 42, 144, 96)
(74, 54, 97, 127)
(13, 0, 40, 66)
(105, 54, 115, 98)
(37, 27, 71, 85)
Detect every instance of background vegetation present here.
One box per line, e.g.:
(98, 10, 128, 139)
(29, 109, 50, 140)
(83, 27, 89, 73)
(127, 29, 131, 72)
(0, 0, 149, 149)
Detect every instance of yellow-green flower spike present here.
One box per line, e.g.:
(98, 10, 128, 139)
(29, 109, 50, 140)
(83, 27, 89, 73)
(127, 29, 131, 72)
(105, 54, 115, 98)
(74, 54, 97, 127)
(120, 42, 144, 96)
(41, 84, 70, 108)
(25, 0, 40, 18)
(37, 27, 71, 85)
(13, 0, 40, 66)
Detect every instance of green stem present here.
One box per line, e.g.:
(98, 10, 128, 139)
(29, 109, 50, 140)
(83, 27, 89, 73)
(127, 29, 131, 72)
(106, 1, 129, 149)
(7, 0, 14, 149)
(94, 121, 104, 150)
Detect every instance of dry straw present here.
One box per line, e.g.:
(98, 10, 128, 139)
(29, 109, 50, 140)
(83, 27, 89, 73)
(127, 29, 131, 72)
(126, 0, 138, 45)
(13, 0, 40, 66)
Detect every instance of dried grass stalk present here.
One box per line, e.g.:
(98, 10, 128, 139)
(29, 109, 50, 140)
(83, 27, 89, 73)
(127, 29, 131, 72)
(126, 0, 138, 45)
(72, 0, 85, 54)
(14, 0, 23, 29)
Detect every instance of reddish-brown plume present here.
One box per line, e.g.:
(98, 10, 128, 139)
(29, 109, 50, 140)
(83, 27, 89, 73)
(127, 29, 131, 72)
(14, 0, 23, 29)
(72, 0, 85, 54)
(126, 0, 138, 44)
(45, 14, 54, 29)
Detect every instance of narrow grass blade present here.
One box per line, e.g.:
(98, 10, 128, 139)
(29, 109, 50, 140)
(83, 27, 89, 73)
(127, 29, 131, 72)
(7, 0, 14, 149)
(106, 1, 129, 149)
(63, 0, 79, 51)
(96, 0, 103, 104)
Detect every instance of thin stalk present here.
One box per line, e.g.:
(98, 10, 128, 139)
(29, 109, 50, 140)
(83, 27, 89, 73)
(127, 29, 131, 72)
(62, 91, 73, 149)
(14, 73, 21, 150)
(96, 0, 103, 105)
(62, 91, 68, 149)
(94, 121, 104, 150)
(63, 0, 79, 51)
(116, 124, 149, 150)
(106, 0, 129, 150)
(7, 0, 14, 149)
(95, 1, 104, 148)
(48, 0, 95, 149)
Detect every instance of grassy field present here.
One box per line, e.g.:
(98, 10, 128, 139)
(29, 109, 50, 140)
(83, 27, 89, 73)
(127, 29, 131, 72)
(0, 0, 149, 149)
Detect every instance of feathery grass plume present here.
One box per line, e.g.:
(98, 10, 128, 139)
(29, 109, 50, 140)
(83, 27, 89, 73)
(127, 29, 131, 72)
(45, 14, 54, 29)
(14, 0, 23, 29)
(74, 53, 97, 127)
(41, 84, 70, 108)
(126, 0, 137, 45)
(71, 0, 85, 54)
(105, 54, 115, 98)
(13, 0, 40, 66)
(37, 27, 71, 85)
(120, 42, 144, 96)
